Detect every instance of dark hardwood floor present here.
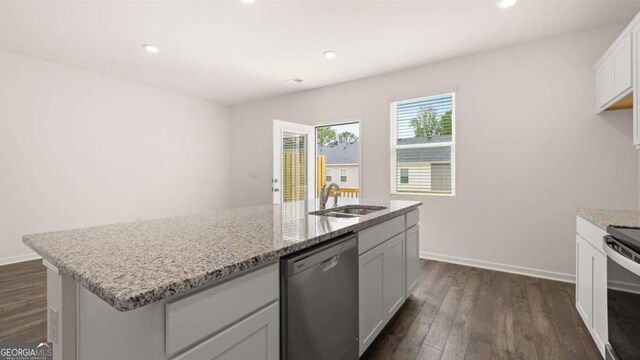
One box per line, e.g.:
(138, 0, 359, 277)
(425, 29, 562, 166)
(0, 259, 47, 342)
(362, 260, 601, 360)
(0, 259, 600, 360)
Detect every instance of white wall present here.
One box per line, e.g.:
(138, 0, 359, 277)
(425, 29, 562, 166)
(230, 23, 638, 281)
(0, 50, 231, 264)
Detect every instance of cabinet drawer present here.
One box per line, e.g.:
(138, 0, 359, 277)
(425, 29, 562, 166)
(166, 264, 278, 356)
(406, 209, 419, 229)
(173, 302, 279, 360)
(359, 215, 404, 255)
(576, 216, 607, 255)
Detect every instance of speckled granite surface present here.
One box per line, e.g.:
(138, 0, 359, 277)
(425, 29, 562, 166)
(576, 208, 640, 230)
(23, 199, 420, 311)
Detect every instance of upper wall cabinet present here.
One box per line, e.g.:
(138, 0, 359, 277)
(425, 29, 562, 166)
(596, 33, 632, 112)
(595, 12, 639, 146)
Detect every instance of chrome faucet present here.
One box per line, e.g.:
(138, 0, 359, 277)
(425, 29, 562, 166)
(319, 183, 340, 209)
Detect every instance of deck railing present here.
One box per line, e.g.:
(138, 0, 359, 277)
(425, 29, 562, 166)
(329, 187, 359, 198)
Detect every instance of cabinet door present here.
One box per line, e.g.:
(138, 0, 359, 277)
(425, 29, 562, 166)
(576, 235, 593, 328)
(359, 244, 386, 355)
(383, 233, 405, 318)
(613, 34, 633, 97)
(592, 249, 607, 356)
(596, 58, 614, 110)
(405, 226, 420, 298)
(174, 302, 279, 360)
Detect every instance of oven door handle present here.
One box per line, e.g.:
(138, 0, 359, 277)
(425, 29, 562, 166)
(604, 235, 640, 277)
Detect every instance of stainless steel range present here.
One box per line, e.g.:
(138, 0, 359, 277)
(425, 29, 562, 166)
(604, 226, 640, 360)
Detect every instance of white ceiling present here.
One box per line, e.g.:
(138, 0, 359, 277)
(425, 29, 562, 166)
(0, 1, 639, 105)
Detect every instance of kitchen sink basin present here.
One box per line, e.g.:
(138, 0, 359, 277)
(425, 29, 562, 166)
(309, 205, 387, 218)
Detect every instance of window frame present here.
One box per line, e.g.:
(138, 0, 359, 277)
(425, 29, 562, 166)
(390, 91, 456, 198)
(340, 168, 348, 183)
(326, 168, 332, 182)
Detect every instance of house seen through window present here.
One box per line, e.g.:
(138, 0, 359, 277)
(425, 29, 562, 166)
(316, 122, 360, 198)
(390, 92, 455, 196)
(400, 168, 409, 184)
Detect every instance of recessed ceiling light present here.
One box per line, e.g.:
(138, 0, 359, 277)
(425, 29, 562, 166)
(496, 0, 517, 8)
(142, 44, 159, 54)
(323, 50, 337, 60)
(241, 0, 255, 3)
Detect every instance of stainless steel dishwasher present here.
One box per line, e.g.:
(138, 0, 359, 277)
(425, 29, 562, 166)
(281, 234, 359, 360)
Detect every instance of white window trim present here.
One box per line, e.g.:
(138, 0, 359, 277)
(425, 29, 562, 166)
(340, 168, 348, 182)
(390, 92, 456, 198)
(326, 168, 333, 182)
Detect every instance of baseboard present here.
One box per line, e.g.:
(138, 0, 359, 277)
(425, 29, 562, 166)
(609, 280, 640, 295)
(420, 251, 575, 284)
(0, 253, 41, 266)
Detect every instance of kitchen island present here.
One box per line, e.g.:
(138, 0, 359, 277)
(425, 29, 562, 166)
(23, 198, 421, 360)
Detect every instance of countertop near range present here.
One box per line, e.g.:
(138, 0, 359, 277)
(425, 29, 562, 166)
(23, 199, 421, 312)
(576, 208, 640, 230)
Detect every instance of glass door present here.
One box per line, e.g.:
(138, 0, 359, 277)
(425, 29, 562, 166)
(273, 120, 315, 204)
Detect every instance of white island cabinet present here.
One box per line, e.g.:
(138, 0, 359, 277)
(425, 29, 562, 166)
(575, 216, 607, 358)
(358, 209, 420, 356)
(67, 263, 280, 360)
(38, 201, 422, 360)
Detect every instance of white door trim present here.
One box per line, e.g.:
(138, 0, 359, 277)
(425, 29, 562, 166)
(272, 120, 316, 204)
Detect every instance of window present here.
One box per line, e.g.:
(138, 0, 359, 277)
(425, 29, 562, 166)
(390, 92, 455, 196)
(400, 168, 409, 184)
(316, 122, 361, 198)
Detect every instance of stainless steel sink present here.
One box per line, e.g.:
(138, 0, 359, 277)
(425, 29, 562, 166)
(309, 205, 387, 218)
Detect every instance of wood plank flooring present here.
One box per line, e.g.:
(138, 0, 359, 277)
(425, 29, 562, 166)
(361, 259, 601, 360)
(0, 259, 47, 342)
(0, 259, 601, 360)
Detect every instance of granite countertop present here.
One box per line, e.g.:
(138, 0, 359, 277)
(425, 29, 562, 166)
(23, 198, 421, 312)
(576, 208, 640, 230)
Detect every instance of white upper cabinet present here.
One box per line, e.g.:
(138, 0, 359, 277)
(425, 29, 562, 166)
(595, 11, 640, 147)
(596, 33, 632, 112)
(614, 35, 633, 96)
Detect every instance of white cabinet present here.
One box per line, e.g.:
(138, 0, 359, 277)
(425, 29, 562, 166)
(358, 232, 406, 356)
(358, 232, 405, 355)
(76, 264, 279, 360)
(596, 33, 632, 112)
(358, 210, 420, 356)
(576, 235, 594, 327)
(575, 216, 608, 358)
(592, 247, 607, 353)
(358, 242, 386, 354)
(166, 265, 278, 356)
(174, 302, 279, 360)
(383, 233, 406, 318)
(405, 225, 419, 297)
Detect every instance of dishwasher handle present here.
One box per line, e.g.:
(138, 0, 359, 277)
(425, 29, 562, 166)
(320, 255, 340, 272)
(284, 235, 357, 276)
